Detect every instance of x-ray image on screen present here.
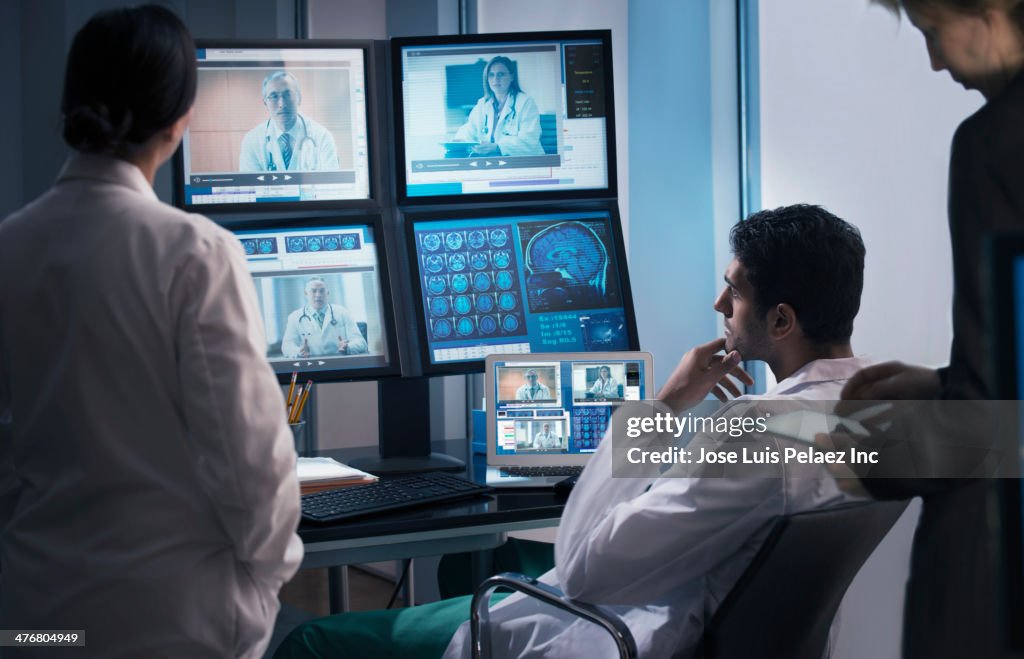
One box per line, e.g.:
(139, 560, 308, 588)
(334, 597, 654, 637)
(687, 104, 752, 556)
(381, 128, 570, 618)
(518, 220, 622, 314)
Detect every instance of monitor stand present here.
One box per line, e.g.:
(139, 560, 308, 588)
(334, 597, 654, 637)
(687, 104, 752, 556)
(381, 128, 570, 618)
(349, 377, 465, 475)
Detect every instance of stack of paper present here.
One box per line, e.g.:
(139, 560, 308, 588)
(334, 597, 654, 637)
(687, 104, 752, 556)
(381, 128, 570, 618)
(296, 457, 377, 494)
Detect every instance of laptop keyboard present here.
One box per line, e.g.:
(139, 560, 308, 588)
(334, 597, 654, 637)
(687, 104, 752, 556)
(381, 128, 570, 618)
(497, 465, 585, 478)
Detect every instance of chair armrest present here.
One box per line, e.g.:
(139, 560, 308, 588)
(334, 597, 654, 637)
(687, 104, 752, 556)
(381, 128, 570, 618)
(470, 572, 638, 659)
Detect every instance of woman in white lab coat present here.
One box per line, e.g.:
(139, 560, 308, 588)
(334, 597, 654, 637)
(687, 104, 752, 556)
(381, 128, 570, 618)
(0, 7, 301, 658)
(589, 365, 619, 397)
(452, 55, 545, 157)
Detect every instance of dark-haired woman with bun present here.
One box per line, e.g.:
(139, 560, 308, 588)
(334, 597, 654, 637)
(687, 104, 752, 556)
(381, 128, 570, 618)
(0, 6, 301, 658)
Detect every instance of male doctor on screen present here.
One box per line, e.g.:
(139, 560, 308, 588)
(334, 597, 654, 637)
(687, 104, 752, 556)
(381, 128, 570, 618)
(532, 423, 559, 449)
(515, 369, 551, 401)
(281, 277, 367, 358)
(239, 71, 340, 172)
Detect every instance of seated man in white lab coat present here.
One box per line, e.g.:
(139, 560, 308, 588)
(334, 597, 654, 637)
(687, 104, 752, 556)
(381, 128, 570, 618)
(275, 204, 870, 659)
(280, 277, 368, 358)
(444, 204, 871, 658)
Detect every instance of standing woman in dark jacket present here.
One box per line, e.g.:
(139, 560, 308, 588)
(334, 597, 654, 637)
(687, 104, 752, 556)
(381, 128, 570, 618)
(842, 0, 1024, 656)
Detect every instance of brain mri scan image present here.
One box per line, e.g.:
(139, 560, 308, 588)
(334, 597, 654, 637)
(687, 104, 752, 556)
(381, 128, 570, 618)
(521, 220, 620, 313)
(416, 223, 529, 346)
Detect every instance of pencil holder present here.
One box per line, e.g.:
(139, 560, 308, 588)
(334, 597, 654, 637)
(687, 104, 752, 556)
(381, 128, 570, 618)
(289, 420, 310, 455)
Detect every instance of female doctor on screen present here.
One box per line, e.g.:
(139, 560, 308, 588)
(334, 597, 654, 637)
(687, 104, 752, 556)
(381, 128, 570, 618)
(0, 6, 301, 658)
(452, 55, 545, 157)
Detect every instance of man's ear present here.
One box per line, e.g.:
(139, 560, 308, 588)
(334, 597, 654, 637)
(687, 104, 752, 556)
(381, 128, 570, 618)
(766, 302, 798, 341)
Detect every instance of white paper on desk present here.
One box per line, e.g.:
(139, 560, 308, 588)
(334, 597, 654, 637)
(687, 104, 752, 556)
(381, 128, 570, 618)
(296, 457, 377, 483)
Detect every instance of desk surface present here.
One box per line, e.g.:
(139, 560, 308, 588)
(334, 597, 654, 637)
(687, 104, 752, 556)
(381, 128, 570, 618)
(298, 440, 567, 546)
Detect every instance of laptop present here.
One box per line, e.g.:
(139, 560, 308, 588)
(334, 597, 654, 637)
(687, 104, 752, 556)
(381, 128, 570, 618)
(484, 352, 654, 488)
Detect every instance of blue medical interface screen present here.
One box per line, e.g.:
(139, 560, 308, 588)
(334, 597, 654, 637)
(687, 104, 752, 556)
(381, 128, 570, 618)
(179, 46, 372, 208)
(232, 223, 391, 376)
(410, 210, 631, 366)
(398, 36, 611, 199)
(492, 358, 647, 456)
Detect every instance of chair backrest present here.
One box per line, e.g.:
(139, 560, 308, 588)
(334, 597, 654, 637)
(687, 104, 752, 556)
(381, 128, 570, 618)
(697, 499, 908, 659)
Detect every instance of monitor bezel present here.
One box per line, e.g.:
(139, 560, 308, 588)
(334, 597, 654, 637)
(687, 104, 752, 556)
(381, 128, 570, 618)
(223, 212, 402, 384)
(173, 38, 381, 214)
(402, 202, 639, 376)
(991, 233, 1024, 651)
(391, 30, 618, 207)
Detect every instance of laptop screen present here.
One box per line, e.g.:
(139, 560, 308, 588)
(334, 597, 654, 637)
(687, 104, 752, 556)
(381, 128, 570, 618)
(491, 357, 648, 456)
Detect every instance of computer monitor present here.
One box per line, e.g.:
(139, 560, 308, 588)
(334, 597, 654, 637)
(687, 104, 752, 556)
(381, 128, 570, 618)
(175, 40, 375, 212)
(486, 353, 652, 462)
(227, 215, 398, 383)
(991, 233, 1024, 651)
(404, 205, 639, 375)
(393, 30, 616, 204)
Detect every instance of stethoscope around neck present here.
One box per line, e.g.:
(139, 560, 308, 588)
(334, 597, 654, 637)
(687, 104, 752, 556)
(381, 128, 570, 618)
(297, 304, 338, 337)
(482, 93, 518, 137)
(264, 116, 317, 171)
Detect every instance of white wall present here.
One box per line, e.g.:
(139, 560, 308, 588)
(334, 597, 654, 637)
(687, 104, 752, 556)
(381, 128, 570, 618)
(758, 0, 982, 368)
(757, 1, 984, 657)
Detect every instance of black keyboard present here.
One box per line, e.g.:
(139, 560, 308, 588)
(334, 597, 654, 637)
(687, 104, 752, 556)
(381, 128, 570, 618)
(497, 465, 584, 478)
(301, 472, 493, 523)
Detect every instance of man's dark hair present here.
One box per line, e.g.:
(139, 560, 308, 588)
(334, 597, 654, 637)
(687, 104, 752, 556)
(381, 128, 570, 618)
(730, 204, 865, 344)
(62, 5, 197, 155)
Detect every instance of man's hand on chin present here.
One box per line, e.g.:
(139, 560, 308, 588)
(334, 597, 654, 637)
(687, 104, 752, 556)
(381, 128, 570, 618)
(656, 337, 753, 413)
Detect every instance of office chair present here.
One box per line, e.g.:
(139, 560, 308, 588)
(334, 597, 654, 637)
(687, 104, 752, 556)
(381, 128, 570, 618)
(470, 499, 908, 659)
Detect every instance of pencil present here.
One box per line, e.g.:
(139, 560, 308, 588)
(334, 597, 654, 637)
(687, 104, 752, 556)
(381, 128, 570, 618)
(286, 371, 298, 413)
(291, 380, 313, 423)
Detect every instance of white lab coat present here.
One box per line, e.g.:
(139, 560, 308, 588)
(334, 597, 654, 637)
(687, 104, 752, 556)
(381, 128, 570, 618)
(590, 377, 619, 397)
(453, 92, 545, 157)
(239, 112, 340, 172)
(445, 356, 872, 659)
(280, 303, 368, 358)
(532, 432, 559, 449)
(515, 382, 551, 401)
(0, 154, 303, 658)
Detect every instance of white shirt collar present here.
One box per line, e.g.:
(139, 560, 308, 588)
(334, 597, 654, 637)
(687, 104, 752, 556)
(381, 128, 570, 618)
(765, 355, 874, 396)
(267, 114, 305, 141)
(57, 153, 157, 201)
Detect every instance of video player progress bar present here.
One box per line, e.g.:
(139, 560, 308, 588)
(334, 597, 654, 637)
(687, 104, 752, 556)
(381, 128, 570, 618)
(434, 342, 531, 363)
